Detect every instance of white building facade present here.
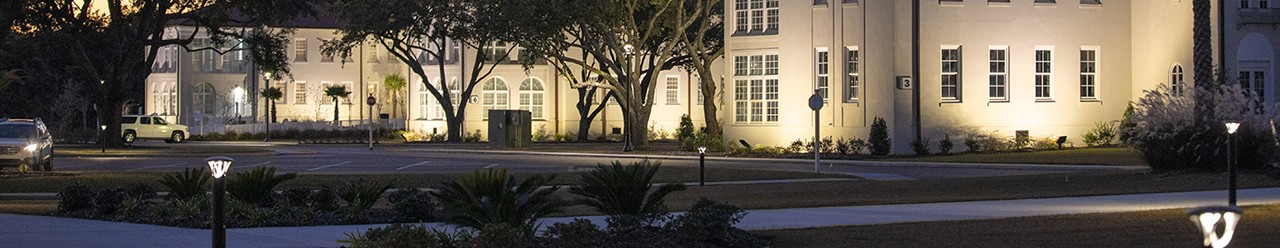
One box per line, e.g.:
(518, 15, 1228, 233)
(149, 0, 1277, 153)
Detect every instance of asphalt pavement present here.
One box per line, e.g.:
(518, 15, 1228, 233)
(47, 142, 1145, 180)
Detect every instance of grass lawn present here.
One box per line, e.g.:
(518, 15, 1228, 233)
(884, 147, 1146, 167)
(757, 204, 1280, 248)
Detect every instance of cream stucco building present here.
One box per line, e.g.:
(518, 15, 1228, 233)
(147, 0, 1277, 154)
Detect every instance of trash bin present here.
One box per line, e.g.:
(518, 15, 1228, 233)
(488, 110, 531, 148)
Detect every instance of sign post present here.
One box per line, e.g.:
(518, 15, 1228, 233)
(808, 91, 824, 174)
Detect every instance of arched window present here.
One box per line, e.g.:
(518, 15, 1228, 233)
(482, 78, 508, 118)
(194, 83, 216, 115)
(419, 78, 431, 119)
(519, 78, 545, 119)
(1171, 64, 1184, 96)
(449, 78, 462, 106)
(151, 82, 162, 115)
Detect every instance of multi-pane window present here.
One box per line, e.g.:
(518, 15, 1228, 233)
(695, 77, 705, 105)
(666, 76, 680, 105)
(482, 42, 508, 62)
(1171, 65, 1185, 96)
(1240, 70, 1266, 104)
(320, 81, 335, 105)
(734, 0, 779, 34)
(733, 54, 779, 124)
(449, 78, 462, 106)
(816, 49, 829, 102)
(341, 81, 354, 104)
(482, 78, 509, 119)
(1079, 48, 1098, 99)
(941, 47, 961, 101)
(519, 78, 545, 119)
(294, 81, 307, 104)
(846, 48, 860, 102)
(989, 48, 1008, 100)
(1035, 49, 1053, 100)
(294, 39, 307, 62)
(192, 38, 217, 72)
(420, 80, 432, 119)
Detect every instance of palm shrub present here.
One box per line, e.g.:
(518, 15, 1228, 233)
(432, 169, 565, 231)
(869, 117, 891, 155)
(336, 179, 393, 221)
(910, 138, 931, 155)
(227, 166, 297, 207)
(570, 160, 687, 224)
(938, 135, 954, 155)
(158, 168, 210, 200)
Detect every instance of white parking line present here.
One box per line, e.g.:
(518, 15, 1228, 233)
(482, 164, 500, 169)
(396, 161, 432, 171)
(126, 163, 185, 172)
(243, 162, 272, 169)
(307, 161, 351, 172)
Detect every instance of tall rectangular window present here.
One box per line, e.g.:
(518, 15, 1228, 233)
(1079, 48, 1098, 99)
(816, 49, 829, 101)
(294, 81, 308, 104)
(1241, 70, 1266, 104)
(1035, 48, 1054, 100)
(294, 39, 307, 62)
(482, 42, 508, 62)
(941, 46, 961, 101)
(666, 76, 680, 105)
(733, 54, 779, 124)
(846, 47, 860, 102)
(989, 47, 1008, 100)
(320, 81, 335, 105)
(735, 0, 779, 34)
(695, 77, 705, 105)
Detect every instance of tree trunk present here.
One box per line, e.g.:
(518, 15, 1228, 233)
(446, 115, 463, 142)
(1192, 0, 1214, 122)
(621, 96, 652, 150)
(270, 101, 277, 123)
(99, 102, 124, 147)
(697, 74, 722, 137)
(333, 97, 340, 126)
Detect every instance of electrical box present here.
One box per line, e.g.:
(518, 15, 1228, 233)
(488, 110, 532, 149)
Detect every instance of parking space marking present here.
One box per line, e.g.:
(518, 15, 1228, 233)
(126, 163, 185, 172)
(482, 164, 500, 169)
(396, 161, 432, 171)
(307, 161, 351, 171)
(244, 162, 271, 169)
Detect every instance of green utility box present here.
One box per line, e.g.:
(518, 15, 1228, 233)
(488, 110, 532, 148)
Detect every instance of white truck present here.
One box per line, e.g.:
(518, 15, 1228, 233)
(121, 115, 189, 144)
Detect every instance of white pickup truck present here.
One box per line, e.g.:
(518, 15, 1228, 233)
(121, 115, 189, 144)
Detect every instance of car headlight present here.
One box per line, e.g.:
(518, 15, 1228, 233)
(24, 144, 38, 152)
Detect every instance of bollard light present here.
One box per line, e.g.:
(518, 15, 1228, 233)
(1188, 206, 1242, 248)
(367, 94, 376, 151)
(1225, 121, 1240, 206)
(204, 156, 233, 248)
(698, 147, 707, 186)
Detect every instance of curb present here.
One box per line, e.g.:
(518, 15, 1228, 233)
(405, 148, 1150, 172)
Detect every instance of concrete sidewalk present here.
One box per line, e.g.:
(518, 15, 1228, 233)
(3, 188, 1277, 248)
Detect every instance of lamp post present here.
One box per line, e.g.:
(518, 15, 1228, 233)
(698, 146, 707, 186)
(263, 72, 272, 142)
(204, 156, 233, 248)
(1225, 121, 1240, 206)
(808, 90, 824, 174)
(621, 44, 635, 152)
(367, 94, 376, 151)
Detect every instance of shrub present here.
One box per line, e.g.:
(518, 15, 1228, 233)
(542, 219, 605, 248)
(869, 117, 891, 155)
(432, 169, 565, 230)
(311, 187, 340, 211)
(174, 195, 207, 220)
(226, 166, 297, 207)
(663, 198, 770, 248)
(387, 188, 436, 223)
(464, 129, 482, 142)
(93, 188, 126, 216)
(963, 133, 982, 152)
(280, 187, 314, 208)
(571, 160, 686, 224)
(1083, 120, 1119, 147)
(1032, 137, 1059, 150)
(786, 139, 808, 154)
(1125, 83, 1278, 170)
(910, 138, 931, 155)
(818, 136, 834, 155)
(57, 183, 95, 212)
(158, 168, 210, 200)
(938, 135, 954, 155)
(677, 115, 697, 148)
(339, 224, 468, 248)
(336, 180, 393, 222)
(834, 138, 851, 155)
(849, 138, 869, 155)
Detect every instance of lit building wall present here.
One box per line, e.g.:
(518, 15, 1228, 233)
(1223, 0, 1279, 106)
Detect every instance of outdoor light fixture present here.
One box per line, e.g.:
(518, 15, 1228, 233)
(367, 94, 376, 151)
(1225, 121, 1241, 206)
(698, 146, 707, 186)
(623, 44, 634, 56)
(1188, 206, 1242, 248)
(1225, 122, 1240, 134)
(204, 156, 233, 248)
(1056, 136, 1068, 149)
